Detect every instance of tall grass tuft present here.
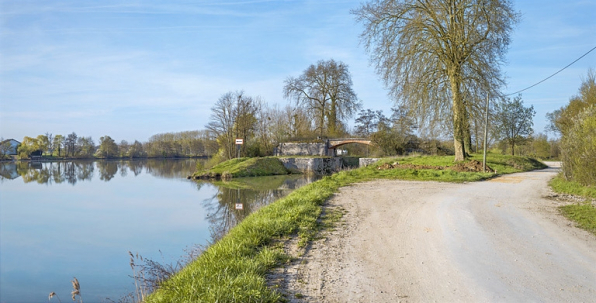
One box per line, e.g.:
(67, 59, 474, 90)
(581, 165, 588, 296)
(71, 277, 82, 303)
(48, 292, 61, 302)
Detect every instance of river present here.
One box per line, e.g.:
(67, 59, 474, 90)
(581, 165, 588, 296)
(0, 159, 318, 303)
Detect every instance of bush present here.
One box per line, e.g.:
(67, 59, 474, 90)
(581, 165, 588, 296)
(561, 106, 596, 186)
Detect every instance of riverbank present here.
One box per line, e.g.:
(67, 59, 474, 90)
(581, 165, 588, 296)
(191, 157, 293, 179)
(147, 154, 546, 302)
(190, 156, 361, 179)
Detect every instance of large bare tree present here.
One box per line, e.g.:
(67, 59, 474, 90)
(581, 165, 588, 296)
(284, 59, 361, 137)
(206, 91, 259, 159)
(354, 0, 519, 161)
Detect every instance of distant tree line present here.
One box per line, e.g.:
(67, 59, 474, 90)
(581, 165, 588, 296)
(10, 130, 217, 160)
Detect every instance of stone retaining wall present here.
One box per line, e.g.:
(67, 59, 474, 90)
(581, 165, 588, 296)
(279, 157, 343, 175)
(278, 157, 377, 175)
(275, 143, 329, 156)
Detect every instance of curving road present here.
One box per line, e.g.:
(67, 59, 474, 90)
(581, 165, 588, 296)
(279, 162, 596, 302)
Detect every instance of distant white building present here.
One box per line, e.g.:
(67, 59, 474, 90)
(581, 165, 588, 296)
(1, 139, 20, 155)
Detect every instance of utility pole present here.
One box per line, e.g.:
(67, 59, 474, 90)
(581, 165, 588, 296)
(483, 93, 489, 172)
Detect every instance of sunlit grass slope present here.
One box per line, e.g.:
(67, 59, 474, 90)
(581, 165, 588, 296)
(193, 157, 290, 178)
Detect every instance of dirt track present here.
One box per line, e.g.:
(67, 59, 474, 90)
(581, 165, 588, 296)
(270, 162, 596, 302)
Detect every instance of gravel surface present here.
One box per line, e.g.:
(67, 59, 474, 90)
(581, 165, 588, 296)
(269, 162, 596, 302)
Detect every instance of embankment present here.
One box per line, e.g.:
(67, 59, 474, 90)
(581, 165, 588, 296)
(191, 156, 363, 179)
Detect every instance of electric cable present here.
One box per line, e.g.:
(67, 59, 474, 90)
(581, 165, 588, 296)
(505, 45, 596, 96)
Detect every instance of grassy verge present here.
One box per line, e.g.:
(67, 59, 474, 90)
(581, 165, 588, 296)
(549, 174, 596, 199)
(549, 173, 596, 235)
(148, 154, 545, 303)
(560, 203, 596, 234)
(396, 153, 546, 174)
(192, 157, 290, 179)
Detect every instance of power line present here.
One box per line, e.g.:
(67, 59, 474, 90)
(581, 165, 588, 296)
(505, 45, 596, 96)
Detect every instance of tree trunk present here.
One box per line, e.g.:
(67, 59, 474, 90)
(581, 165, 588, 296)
(328, 100, 337, 137)
(319, 111, 326, 137)
(464, 115, 472, 156)
(450, 71, 466, 162)
(474, 119, 479, 153)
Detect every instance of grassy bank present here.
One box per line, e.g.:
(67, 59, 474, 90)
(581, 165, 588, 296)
(549, 174, 596, 235)
(148, 154, 545, 302)
(192, 157, 290, 179)
(560, 203, 596, 234)
(549, 175, 596, 199)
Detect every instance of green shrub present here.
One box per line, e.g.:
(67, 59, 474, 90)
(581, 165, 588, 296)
(561, 106, 596, 186)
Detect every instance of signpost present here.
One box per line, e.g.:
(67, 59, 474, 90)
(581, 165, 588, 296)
(235, 138, 243, 158)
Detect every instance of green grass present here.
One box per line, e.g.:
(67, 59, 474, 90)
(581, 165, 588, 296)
(147, 154, 545, 303)
(193, 157, 290, 178)
(560, 203, 596, 235)
(549, 173, 596, 236)
(395, 153, 547, 174)
(549, 174, 596, 199)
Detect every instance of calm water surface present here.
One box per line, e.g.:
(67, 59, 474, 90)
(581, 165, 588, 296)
(0, 159, 317, 303)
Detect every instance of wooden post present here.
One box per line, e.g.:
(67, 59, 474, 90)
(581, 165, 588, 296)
(483, 93, 489, 173)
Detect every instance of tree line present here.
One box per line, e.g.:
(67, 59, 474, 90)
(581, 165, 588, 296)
(2, 130, 217, 160)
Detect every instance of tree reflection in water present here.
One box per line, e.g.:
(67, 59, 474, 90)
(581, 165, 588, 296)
(0, 159, 203, 184)
(1, 159, 318, 245)
(198, 175, 319, 244)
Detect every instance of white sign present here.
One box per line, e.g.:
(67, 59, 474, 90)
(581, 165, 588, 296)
(235, 138, 244, 145)
(235, 203, 243, 210)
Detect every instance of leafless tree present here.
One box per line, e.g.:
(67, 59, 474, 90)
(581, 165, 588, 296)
(284, 59, 361, 137)
(354, 0, 519, 161)
(65, 132, 78, 157)
(206, 91, 259, 160)
(46, 133, 54, 155)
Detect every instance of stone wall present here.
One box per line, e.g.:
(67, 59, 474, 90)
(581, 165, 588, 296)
(275, 143, 329, 156)
(279, 157, 344, 175)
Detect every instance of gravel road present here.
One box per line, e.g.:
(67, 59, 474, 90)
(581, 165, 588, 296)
(271, 162, 596, 302)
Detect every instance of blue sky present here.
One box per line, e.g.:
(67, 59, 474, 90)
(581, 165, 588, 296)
(1, 0, 595, 143)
